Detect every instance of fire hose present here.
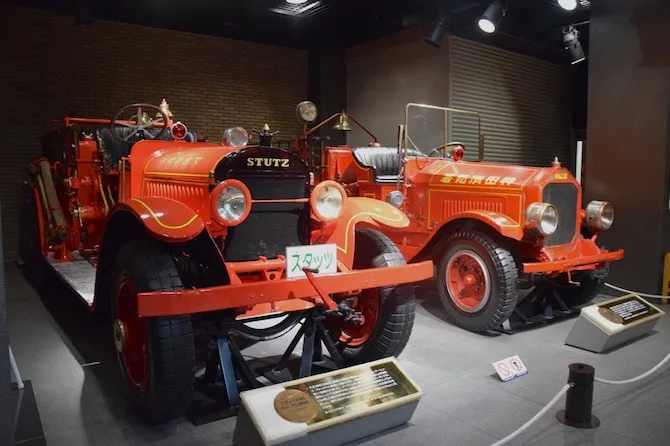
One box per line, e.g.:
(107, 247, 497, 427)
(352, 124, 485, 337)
(33, 159, 69, 243)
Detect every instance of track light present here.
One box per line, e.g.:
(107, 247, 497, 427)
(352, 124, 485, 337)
(424, 8, 449, 48)
(478, 1, 506, 34)
(557, 0, 578, 11)
(563, 25, 585, 64)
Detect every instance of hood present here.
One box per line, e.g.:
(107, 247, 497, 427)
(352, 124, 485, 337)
(142, 142, 236, 180)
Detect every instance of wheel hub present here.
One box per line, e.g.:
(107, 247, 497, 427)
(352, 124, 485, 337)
(446, 250, 491, 313)
(113, 319, 126, 353)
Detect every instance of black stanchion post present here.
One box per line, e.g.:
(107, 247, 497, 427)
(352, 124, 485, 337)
(556, 363, 600, 429)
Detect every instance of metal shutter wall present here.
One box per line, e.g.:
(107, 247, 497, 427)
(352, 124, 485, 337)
(448, 37, 571, 166)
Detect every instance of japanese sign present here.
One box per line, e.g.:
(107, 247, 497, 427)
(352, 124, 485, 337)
(441, 174, 517, 186)
(285, 244, 338, 278)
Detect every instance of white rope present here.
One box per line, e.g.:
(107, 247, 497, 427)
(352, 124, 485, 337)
(490, 384, 572, 446)
(605, 282, 670, 301)
(595, 351, 670, 385)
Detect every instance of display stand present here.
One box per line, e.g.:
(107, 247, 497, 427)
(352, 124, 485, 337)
(232, 357, 423, 446)
(564, 294, 664, 353)
(0, 199, 16, 446)
(494, 282, 580, 335)
(187, 308, 345, 425)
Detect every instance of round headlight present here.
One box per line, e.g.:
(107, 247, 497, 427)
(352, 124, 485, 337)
(586, 200, 614, 231)
(210, 180, 251, 226)
(311, 181, 345, 222)
(222, 127, 249, 147)
(296, 101, 318, 124)
(386, 190, 404, 207)
(525, 202, 558, 237)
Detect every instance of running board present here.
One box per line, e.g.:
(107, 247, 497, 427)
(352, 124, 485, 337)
(46, 251, 96, 306)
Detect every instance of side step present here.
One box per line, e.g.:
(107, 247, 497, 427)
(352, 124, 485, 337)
(46, 251, 96, 306)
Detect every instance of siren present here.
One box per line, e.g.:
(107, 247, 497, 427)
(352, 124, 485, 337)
(452, 145, 465, 161)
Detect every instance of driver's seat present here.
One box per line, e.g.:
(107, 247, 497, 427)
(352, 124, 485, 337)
(351, 147, 401, 184)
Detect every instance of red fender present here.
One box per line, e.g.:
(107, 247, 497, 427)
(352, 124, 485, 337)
(113, 197, 205, 242)
(438, 210, 524, 240)
(316, 197, 410, 268)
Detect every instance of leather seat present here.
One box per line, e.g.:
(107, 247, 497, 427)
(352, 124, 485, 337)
(351, 147, 401, 183)
(95, 127, 197, 172)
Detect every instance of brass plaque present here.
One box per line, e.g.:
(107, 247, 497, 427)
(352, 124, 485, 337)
(597, 295, 660, 325)
(274, 389, 318, 423)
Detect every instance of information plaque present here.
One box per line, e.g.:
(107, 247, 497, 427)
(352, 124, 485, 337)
(565, 294, 665, 353)
(232, 358, 423, 446)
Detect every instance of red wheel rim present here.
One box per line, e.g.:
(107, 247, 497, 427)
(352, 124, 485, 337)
(115, 276, 150, 391)
(445, 250, 490, 313)
(330, 289, 380, 347)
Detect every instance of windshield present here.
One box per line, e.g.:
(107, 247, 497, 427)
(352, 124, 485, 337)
(404, 103, 482, 160)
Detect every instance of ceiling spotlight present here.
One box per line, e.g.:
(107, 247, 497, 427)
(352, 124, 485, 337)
(557, 0, 578, 11)
(424, 9, 449, 48)
(563, 25, 585, 64)
(478, 1, 507, 34)
(286, 0, 308, 4)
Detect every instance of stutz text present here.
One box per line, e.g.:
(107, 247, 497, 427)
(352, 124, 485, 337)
(247, 157, 290, 168)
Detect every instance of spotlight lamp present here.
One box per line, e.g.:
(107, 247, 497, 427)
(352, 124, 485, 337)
(478, 0, 507, 34)
(563, 25, 586, 64)
(557, 0, 578, 11)
(424, 9, 449, 48)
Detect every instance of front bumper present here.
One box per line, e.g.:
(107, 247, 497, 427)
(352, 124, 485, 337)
(137, 260, 434, 317)
(523, 248, 624, 274)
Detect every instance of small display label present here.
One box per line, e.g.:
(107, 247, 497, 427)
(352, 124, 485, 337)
(492, 355, 528, 382)
(597, 295, 661, 325)
(285, 244, 338, 278)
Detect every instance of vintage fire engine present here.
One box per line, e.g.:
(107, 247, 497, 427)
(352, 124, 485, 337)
(19, 100, 433, 423)
(291, 101, 624, 333)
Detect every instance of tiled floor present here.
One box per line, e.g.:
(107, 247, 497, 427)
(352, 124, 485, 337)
(6, 263, 670, 446)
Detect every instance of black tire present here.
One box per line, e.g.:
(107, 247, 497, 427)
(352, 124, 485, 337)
(328, 228, 416, 364)
(111, 239, 195, 424)
(436, 230, 518, 333)
(556, 264, 609, 307)
(19, 181, 47, 289)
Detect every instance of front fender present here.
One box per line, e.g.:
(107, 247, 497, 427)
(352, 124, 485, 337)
(318, 197, 409, 267)
(440, 210, 524, 240)
(114, 197, 205, 242)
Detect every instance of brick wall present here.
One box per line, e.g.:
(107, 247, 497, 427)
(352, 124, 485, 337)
(0, 4, 308, 261)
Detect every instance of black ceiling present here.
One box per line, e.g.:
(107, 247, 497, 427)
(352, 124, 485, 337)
(2, 0, 590, 63)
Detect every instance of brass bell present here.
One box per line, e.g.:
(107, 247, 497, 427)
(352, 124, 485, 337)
(263, 123, 271, 132)
(130, 112, 152, 124)
(332, 112, 352, 131)
(156, 98, 174, 119)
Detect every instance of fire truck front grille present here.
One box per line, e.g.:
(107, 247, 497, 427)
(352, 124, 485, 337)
(542, 182, 578, 247)
(223, 175, 310, 262)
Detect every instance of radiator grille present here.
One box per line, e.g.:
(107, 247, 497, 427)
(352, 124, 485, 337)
(542, 183, 578, 246)
(223, 175, 309, 262)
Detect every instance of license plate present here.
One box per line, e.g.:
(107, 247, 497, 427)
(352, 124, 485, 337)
(285, 244, 338, 279)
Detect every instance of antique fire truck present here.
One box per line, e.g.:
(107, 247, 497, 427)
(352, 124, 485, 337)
(20, 100, 433, 423)
(290, 101, 624, 333)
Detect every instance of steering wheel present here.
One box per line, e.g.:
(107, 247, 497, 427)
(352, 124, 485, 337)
(428, 142, 466, 158)
(110, 103, 168, 142)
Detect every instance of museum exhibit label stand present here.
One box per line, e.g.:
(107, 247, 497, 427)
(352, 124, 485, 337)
(232, 357, 423, 446)
(564, 294, 664, 353)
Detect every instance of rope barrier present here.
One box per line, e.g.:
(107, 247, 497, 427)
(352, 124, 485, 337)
(594, 351, 670, 385)
(605, 283, 669, 301)
(490, 384, 572, 446)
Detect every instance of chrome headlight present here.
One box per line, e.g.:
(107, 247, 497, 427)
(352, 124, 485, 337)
(585, 200, 614, 231)
(525, 202, 558, 236)
(296, 101, 318, 124)
(386, 190, 404, 207)
(311, 180, 345, 222)
(222, 127, 249, 147)
(210, 180, 251, 226)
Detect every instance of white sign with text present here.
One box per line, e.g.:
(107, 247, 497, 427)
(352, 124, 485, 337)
(492, 355, 528, 382)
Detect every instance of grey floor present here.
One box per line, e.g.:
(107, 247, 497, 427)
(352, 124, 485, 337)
(6, 263, 670, 446)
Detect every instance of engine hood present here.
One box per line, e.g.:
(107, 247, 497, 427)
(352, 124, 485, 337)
(140, 142, 237, 180)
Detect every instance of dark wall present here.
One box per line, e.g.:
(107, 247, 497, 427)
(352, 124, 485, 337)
(308, 47, 347, 146)
(0, 4, 308, 261)
(586, 0, 670, 293)
(0, 200, 14, 446)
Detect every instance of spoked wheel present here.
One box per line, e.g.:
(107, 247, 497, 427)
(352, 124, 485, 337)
(111, 239, 195, 424)
(326, 228, 416, 365)
(437, 230, 518, 333)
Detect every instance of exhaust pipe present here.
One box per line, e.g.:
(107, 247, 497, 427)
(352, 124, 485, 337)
(35, 159, 69, 243)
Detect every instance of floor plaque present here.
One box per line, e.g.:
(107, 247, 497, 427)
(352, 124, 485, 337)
(232, 357, 423, 446)
(565, 294, 665, 353)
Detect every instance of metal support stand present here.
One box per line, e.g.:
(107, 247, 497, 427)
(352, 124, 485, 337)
(187, 309, 344, 426)
(556, 363, 600, 429)
(494, 282, 580, 335)
(8, 347, 23, 390)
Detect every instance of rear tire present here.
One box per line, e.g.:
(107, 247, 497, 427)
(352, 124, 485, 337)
(111, 239, 195, 424)
(327, 228, 416, 364)
(437, 230, 518, 333)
